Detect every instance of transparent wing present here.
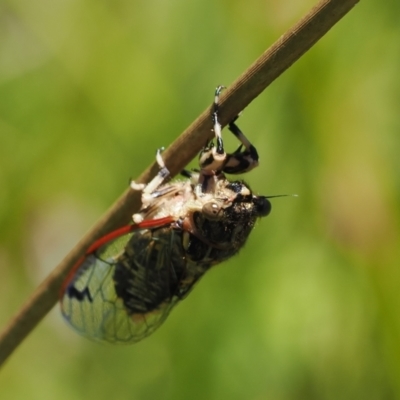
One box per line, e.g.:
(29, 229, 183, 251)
(60, 218, 179, 344)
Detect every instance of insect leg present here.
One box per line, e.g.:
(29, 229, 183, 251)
(142, 148, 170, 196)
(180, 169, 193, 178)
(222, 116, 259, 174)
(131, 148, 170, 223)
(199, 86, 259, 176)
(198, 85, 227, 174)
(131, 148, 169, 193)
(212, 85, 226, 156)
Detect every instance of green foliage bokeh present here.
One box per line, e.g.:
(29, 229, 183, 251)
(1, 0, 400, 399)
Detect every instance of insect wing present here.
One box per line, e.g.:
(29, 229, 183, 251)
(61, 218, 177, 344)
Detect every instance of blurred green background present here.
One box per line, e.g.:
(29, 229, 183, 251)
(1, 0, 400, 398)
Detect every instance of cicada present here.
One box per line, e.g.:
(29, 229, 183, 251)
(60, 86, 272, 343)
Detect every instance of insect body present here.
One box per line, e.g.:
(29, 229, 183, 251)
(61, 86, 272, 343)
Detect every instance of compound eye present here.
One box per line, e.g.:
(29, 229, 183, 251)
(202, 202, 223, 220)
(254, 196, 271, 217)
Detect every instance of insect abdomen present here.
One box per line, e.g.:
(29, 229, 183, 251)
(113, 227, 187, 314)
